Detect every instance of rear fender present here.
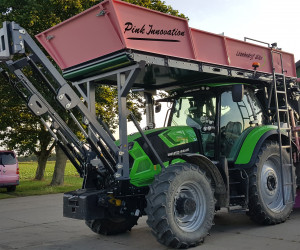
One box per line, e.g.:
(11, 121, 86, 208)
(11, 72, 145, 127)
(235, 127, 292, 168)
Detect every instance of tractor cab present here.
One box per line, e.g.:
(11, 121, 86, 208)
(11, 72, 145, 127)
(158, 85, 265, 163)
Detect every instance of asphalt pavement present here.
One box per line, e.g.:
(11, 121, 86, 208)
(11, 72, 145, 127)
(1, 194, 300, 250)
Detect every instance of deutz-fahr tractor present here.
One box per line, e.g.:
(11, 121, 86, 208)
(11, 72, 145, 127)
(0, 0, 299, 248)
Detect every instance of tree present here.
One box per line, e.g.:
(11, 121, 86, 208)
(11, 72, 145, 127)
(50, 144, 68, 186)
(0, 73, 56, 180)
(0, 0, 186, 185)
(123, 0, 187, 19)
(0, 0, 99, 180)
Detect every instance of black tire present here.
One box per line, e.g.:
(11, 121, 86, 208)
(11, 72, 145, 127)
(248, 141, 296, 225)
(145, 163, 215, 248)
(85, 216, 138, 235)
(7, 186, 16, 192)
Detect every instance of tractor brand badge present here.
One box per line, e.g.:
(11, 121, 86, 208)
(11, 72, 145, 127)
(124, 22, 185, 42)
(167, 148, 190, 157)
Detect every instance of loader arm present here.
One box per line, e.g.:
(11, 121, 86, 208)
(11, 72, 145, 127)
(0, 21, 123, 183)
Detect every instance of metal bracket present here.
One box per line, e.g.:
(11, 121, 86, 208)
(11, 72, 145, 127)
(0, 22, 26, 59)
(57, 84, 81, 109)
(0, 22, 11, 60)
(28, 94, 48, 116)
(96, 10, 106, 16)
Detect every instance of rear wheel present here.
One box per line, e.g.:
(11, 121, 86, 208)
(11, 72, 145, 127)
(248, 141, 296, 225)
(146, 163, 215, 248)
(85, 216, 138, 235)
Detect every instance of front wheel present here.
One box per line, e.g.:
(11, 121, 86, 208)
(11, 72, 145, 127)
(146, 163, 215, 248)
(85, 216, 138, 235)
(248, 141, 296, 225)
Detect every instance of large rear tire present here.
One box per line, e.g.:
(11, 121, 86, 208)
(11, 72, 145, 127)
(248, 141, 296, 225)
(146, 163, 215, 248)
(85, 216, 138, 235)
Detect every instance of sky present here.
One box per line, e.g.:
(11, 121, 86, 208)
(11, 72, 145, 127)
(164, 0, 300, 62)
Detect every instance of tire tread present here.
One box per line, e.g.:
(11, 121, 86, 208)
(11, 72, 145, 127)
(146, 163, 215, 248)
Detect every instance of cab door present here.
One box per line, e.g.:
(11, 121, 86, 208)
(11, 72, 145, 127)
(219, 88, 265, 160)
(168, 90, 217, 158)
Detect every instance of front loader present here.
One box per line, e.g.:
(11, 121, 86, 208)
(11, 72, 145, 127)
(0, 0, 299, 248)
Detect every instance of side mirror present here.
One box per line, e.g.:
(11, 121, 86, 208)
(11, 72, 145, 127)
(232, 84, 244, 102)
(155, 102, 162, 113)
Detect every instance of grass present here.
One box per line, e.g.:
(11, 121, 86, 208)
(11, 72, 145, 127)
(0, 161, 82, 199)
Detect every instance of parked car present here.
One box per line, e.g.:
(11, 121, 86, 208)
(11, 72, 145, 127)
(0, 151, 19, 192)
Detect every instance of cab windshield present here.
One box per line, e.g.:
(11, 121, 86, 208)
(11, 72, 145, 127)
(169, 91, 216, 157)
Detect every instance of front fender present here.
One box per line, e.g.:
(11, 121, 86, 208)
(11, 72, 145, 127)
(178, 153, 228, 208)
(177, 153, 226, 195)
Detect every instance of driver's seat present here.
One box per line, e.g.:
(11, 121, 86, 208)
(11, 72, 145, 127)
(224, 121, 242, 156)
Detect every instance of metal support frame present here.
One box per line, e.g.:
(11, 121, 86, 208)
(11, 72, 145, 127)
(76, 81, 97, 141)
(144, 91, 155, 129)
(0, 20, 149, 180)
(13, 22, 119, 156)
(130, 51, 297, 85)
(0, 21, 121, 180)
(73, 62, 144, 180)
(4, 63, 87, 176)
(117, 73, 130, 179)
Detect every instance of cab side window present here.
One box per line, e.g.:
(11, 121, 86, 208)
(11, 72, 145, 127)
(220, 89, 264, 159)
(170, 91, 217, 158)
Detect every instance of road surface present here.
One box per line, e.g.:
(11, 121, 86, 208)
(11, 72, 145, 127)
(1, 194, 300, 250)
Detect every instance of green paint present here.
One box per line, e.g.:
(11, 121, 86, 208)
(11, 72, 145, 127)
(129, 142, 160, 186)
(228, 126, 254, 161)
(63, 55, 131, 80)
(126, 126, 194, 186)
(126, 127, 167, 143)
(235, 125, 276, 164)
(158, 126, 197, 148)
(128, 141, 186, 186)
(124, 126, 196, 147)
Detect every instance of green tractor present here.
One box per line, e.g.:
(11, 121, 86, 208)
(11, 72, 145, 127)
(113, 83, 299, 247)
(0, 1, 300, 248)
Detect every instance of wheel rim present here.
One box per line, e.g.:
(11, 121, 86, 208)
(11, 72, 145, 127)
(174, 181, 206, 232)
(260, 154, 291, 213)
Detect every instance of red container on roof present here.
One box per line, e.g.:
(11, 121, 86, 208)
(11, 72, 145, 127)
(36, 0, 296, 78)
(190, 28, 296, 77)
(36, 0, 194, 70)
